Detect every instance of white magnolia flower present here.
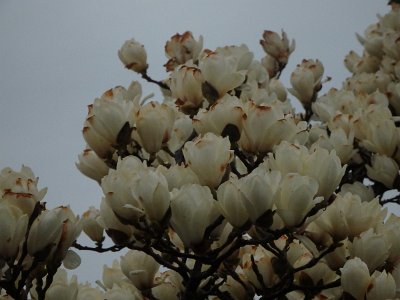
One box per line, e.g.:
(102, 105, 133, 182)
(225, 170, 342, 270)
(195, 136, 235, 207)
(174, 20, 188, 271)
(199, 52, 246, 98)
(239, 101, 306, 154)
(170, 184, 220, 248)
(156, 164, 200, 191)
(239, 169, 281, 223)
(101, 156, 147, 223)
(118, 38, 148, 73)
(135, 101, 176, 154)
(120, 250, 160, 290)
(216, 178, 249, 228)
(169, 65, 204, 110)
(45, 269, 78, 300)
(130, 169, 170, 222)
(0, 165, 47, 216)
(83, 86, 137, 158)
(275, 173, 322, 228)
(164, 31, 203, 71)
(193, 94, 244, 136)
(349, 229, 389, 272)
(366, 154, 399, 188)
(341, 257, 371, 300)
(183, 133, 233, 188)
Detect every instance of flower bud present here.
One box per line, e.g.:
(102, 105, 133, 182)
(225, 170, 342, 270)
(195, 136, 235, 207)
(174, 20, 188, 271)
(76, 147, 109, 184)
(118, 38, 148, 73)
(120, 250, 159, 290)
(289, 59, 324, 107)
(183, 133, 233, 188)
(135, 102, 176, 154)
(82, 206, 104, 242)
(260, 30, 295, 65)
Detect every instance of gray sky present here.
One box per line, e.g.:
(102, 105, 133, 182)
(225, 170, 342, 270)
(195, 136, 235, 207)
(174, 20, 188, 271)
(0, 0, 389, 284)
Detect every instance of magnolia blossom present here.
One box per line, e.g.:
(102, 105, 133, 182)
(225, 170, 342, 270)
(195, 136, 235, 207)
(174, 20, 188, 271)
(193, 94, 244, 136)
(239, 169, 281, 223)
(0, 165, 47, 216)
(27, 206, 81, 262)
(82, 85, 137, 158)
(199, 52, 246, 98)
(170, 184, 220, 248)
(130, 169, 170, 222)
(99, 198, 135, 244)
(156, 164, 200, 191)
(169, 65, 204, 110)
(135, 101, 176, 154)
(101, 156, 147, 223)
(366, 154, 399, 188)
(45, 269, 79, 300)
(275, 173, 322, 228)
(118, 38, 148, 73)
(166, 113, 194, 152)
(289, 59, 324, 106)
(120, 250, 159, 290)
(260, 30, 295, 65)
(183, 133, 233, 188)
(349, 229, 390, 272)
(239, 101, 307, 154)
(216, 178, 249, 228)
(164, 31, 203, 71)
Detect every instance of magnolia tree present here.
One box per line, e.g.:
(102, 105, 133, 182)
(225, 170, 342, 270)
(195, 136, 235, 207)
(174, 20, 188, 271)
(2, 3, 400, 300)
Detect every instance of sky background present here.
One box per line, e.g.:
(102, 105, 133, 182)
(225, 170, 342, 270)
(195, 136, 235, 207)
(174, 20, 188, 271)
(0, 0, 390, 284)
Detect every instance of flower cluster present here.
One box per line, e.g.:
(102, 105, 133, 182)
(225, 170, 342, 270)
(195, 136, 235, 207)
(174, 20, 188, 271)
(3, 3, 400, 300)
(0, 166, 82, 299)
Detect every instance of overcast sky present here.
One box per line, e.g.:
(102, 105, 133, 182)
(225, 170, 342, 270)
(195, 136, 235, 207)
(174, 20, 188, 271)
(0, 0, 390, 284)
